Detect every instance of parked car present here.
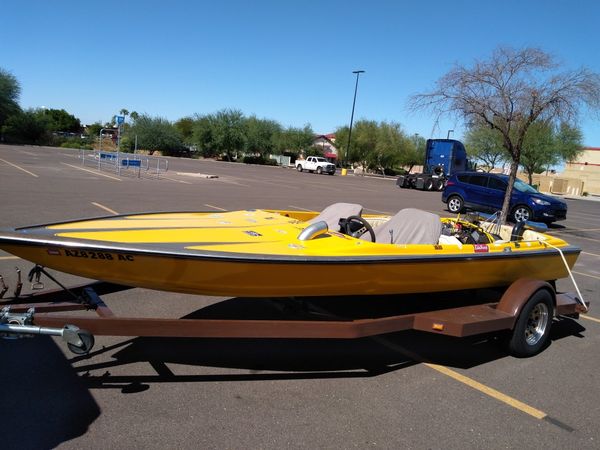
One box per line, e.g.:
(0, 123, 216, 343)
(296, 156, 336, 175)
(442, 172, 567, 223)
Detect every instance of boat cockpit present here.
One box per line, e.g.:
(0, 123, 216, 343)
(305, 202, 548, 246)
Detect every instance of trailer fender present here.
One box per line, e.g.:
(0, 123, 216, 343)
(496, 279, 556, 328)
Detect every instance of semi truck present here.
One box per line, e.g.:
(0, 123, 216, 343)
(397, 139, 470, 191)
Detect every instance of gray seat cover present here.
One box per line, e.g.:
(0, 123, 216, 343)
(374, 208, 442, 244)
(307, 202, 363, 232)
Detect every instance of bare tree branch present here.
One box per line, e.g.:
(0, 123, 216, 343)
(408, 46, 600, 223)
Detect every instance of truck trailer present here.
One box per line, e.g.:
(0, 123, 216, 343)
(397, 139, 470, 191)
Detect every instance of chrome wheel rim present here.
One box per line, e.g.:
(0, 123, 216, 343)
(514, 207, 530, 222)
(448, 198, 461, 212)
(525, 303, 549, 345)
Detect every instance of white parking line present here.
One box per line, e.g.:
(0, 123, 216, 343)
(204, 204, 226, 211)
(61, 163, 121, 181)
(573, 271, 600, 280)
(582, 252, 600, 258)
(0, 158, 39, 178)
(92, 202, 119, 215)
(161, 176, 191, 185)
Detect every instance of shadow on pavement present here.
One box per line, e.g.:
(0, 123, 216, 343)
(66, 293, 587, 392)
(0, 336, 100, 450)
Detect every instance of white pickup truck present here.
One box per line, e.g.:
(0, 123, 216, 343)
(295, 156, 336, 175)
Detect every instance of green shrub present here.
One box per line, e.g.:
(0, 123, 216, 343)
(243, 155, 278, 165)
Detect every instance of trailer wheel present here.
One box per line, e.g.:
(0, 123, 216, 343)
(296, 165, 303, 172)
(434, 179, 445, 191)
(507, 289, 553, 357)
(66, 329, 95, 355)
(424, 179, 434, 191)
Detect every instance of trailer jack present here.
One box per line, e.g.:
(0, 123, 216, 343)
(0, 306, 94, 354)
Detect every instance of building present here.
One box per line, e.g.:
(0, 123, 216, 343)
(313, 133, 338, 161)
(561, 147, 600, 195)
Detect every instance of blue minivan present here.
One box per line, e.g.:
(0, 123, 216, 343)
(442, 172, 567, 223)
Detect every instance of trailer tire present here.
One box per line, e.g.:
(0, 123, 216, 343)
(424, 179, 434, 191)
(434, 179, 445, 191)
(447, 195, 464, 213)
(507, 289, 553, 357)
(67, 329, 95, 355)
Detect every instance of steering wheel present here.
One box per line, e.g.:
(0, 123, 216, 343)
(342, 215, 376, 242)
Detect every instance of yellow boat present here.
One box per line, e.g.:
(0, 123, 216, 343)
(0, 203, 580, 297)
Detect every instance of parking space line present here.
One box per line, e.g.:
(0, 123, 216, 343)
(581, 314, 600, 324)
(92, 202, 119, 215)
(551, 227, 600, 234)
(288, 205, 312, 211)
(162, 176, 191, 185)
(425, 363, 548, 419)
(0, 158, 39, 178)
(582, 252, 600, 258)
(558, 235, 600, 244)
(369, 334, 574, 431)
(61, 163, 122, 181)
(364, 208, 392, 214)
(204, 204, 226, 211)
(0, 256, 19, 260)
(573, 271, 600, 280)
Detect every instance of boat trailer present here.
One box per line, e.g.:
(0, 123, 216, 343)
(0, 265, 589, 358)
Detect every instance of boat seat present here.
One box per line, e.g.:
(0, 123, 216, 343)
(373, 208, 442, 245)
(306, 202, 363, 232)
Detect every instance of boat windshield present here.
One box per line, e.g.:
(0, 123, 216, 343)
(513, 179, 539, 194)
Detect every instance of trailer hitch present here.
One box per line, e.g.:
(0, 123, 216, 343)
(0, 306, 94, 354)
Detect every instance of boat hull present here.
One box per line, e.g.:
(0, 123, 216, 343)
(0, 239, 579, 297)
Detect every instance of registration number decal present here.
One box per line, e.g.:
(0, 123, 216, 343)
(63, 249, 135, 261)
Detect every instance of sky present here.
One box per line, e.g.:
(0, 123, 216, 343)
(2, 0, 600, 146)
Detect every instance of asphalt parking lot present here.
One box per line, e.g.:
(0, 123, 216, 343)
(1, 144, 599, 449)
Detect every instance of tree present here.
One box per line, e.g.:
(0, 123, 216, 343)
(334, 120, 377, 171)
(336, 121, 412, 174)
(464, 125, 506, 172)
(85, 122, 102, 139)
(372, 122, 411, 175)
(399, 134, 426, 174)
(37, 108, 81, 132)
(0, 67, 21, 129)
(410, 46, 600, 223)
(175, 116, 195, 143)
(210, 109, 247, 161)
(2, 109, 50, 144)
(126, 114, 184, 155)
(520, 121, 583, 184)
(276, 125, 314, 158)
(191, 114, 216, 157)
(244, 116, 281, 159)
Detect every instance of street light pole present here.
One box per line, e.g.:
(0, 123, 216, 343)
(99, 128, 106, 151)
(345, 70, 365, 167)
